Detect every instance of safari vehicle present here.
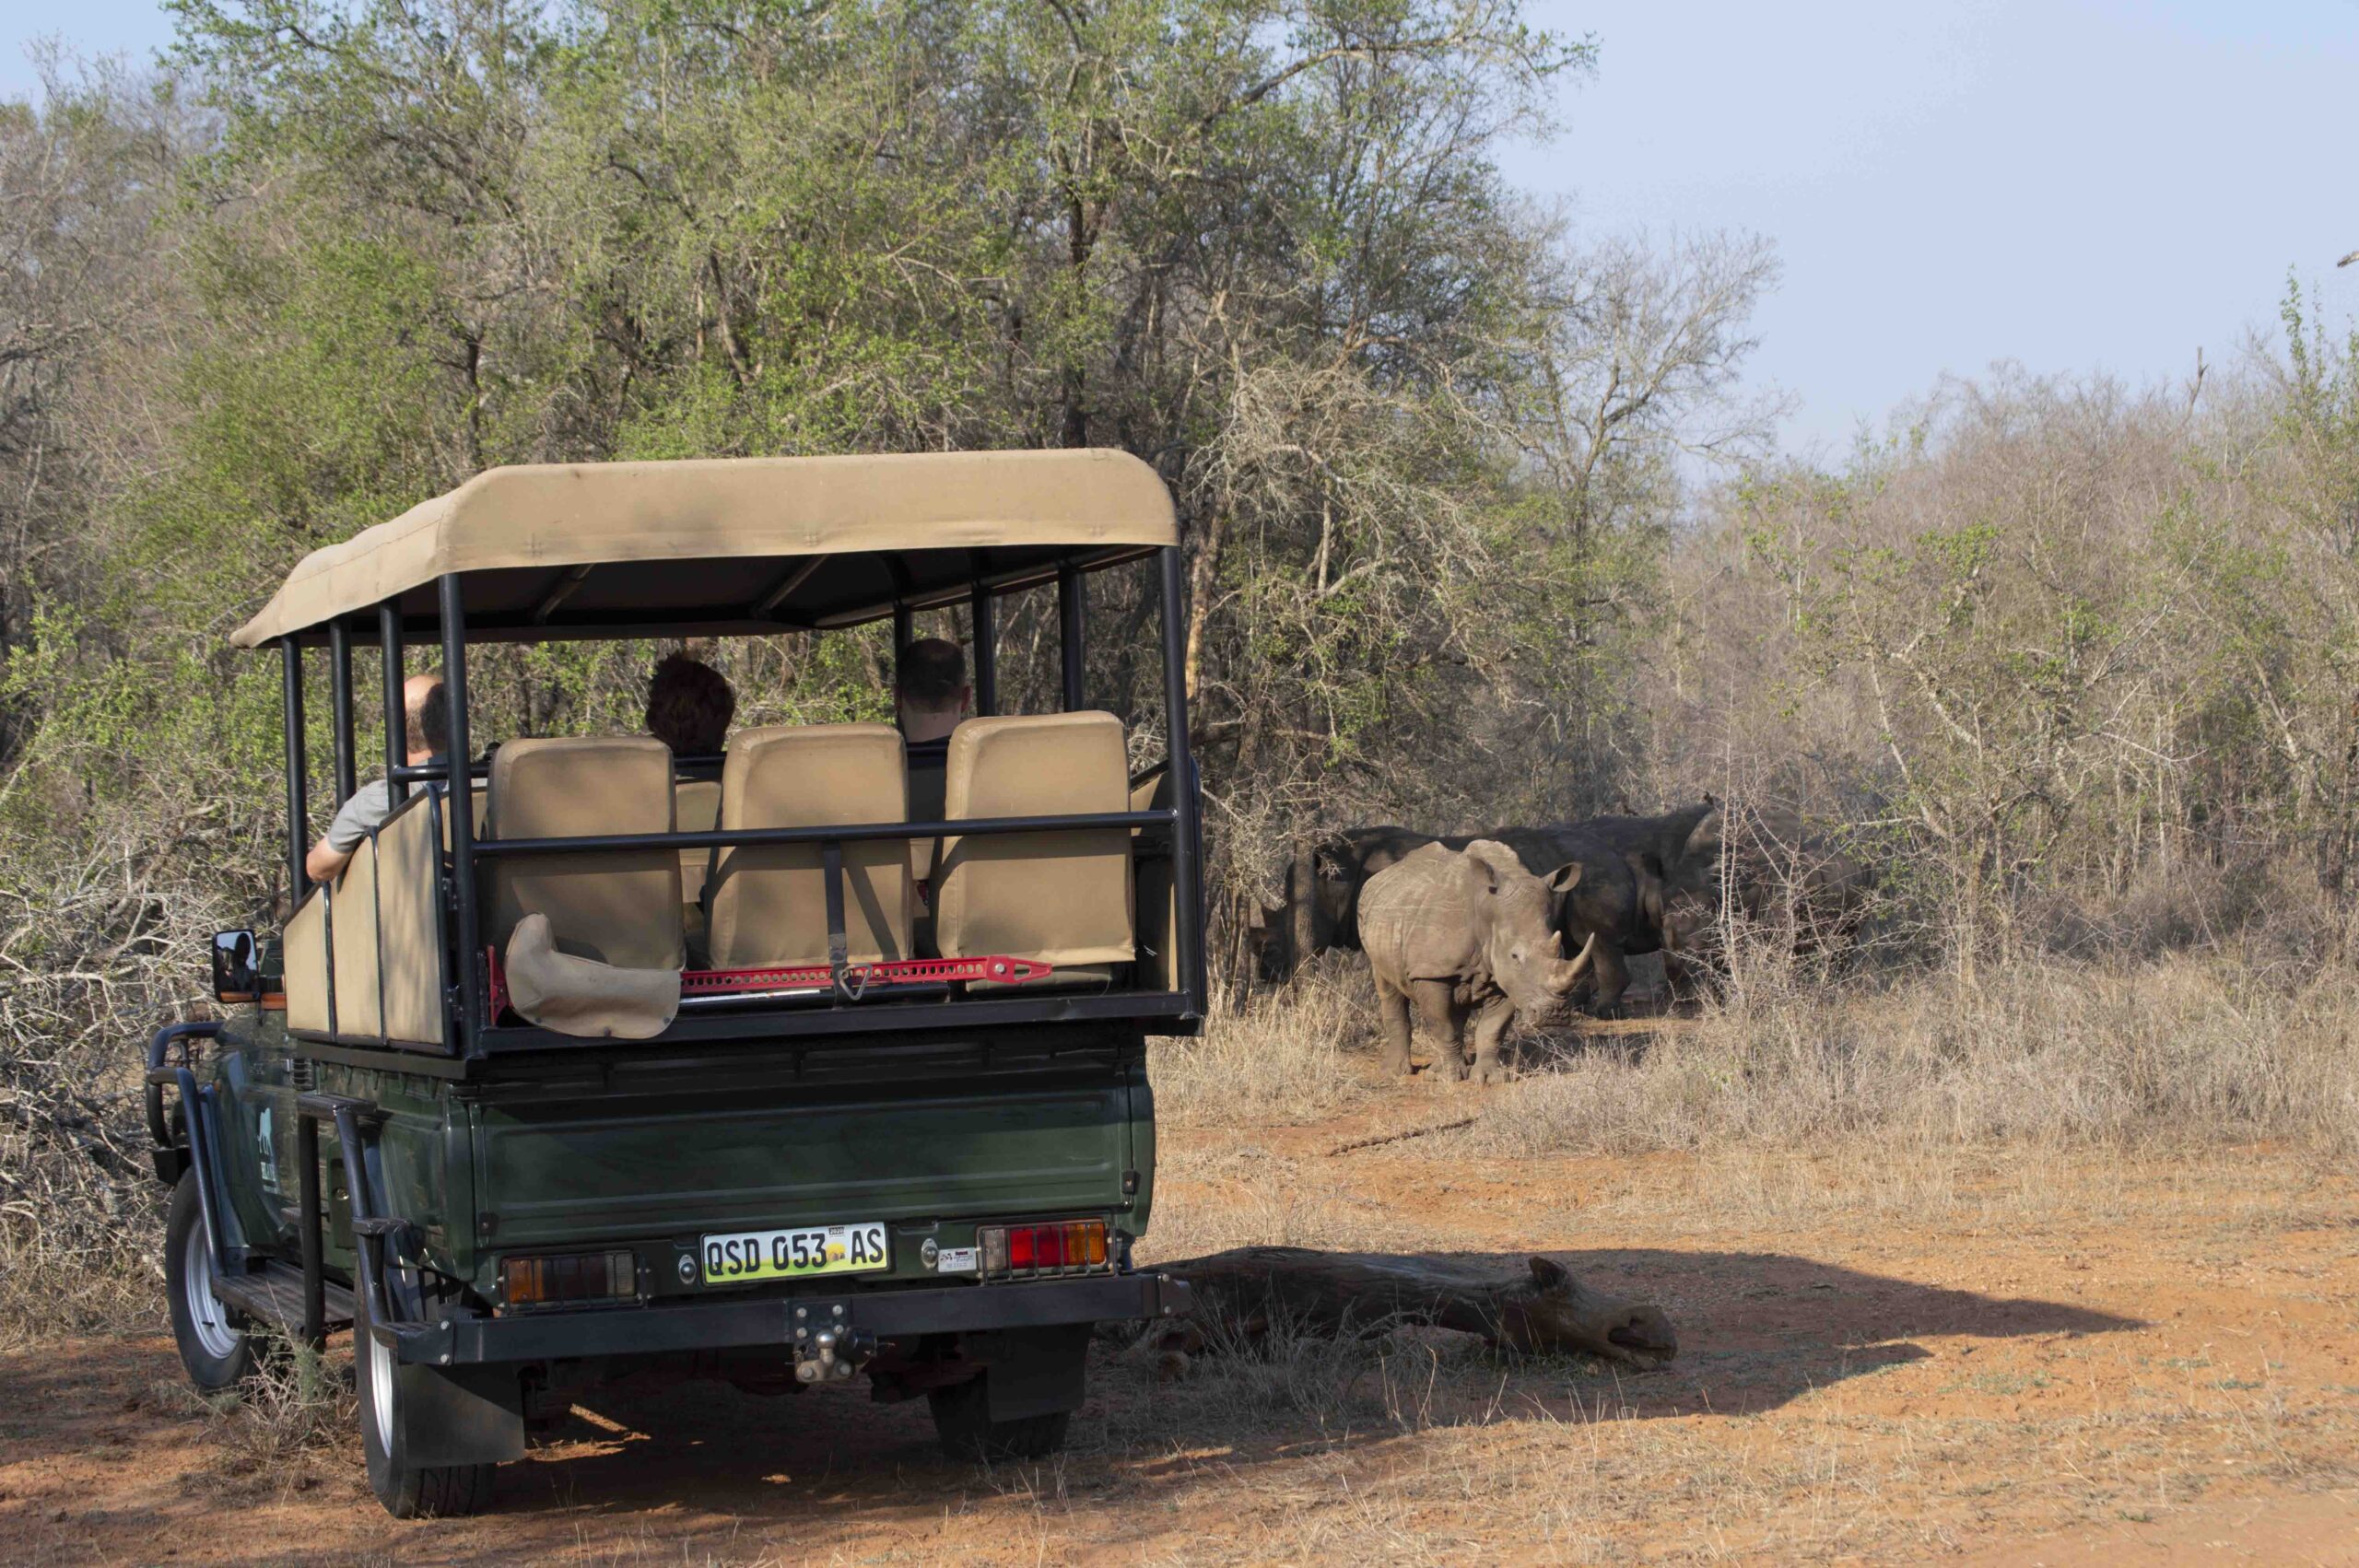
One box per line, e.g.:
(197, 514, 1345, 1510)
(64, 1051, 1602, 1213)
(146, 451, 1204, 1516)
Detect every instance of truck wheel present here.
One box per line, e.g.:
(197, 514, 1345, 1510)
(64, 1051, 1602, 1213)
(355, 1282, 493, 1518)
(927, 1373, 1074, 1463)
(165, 1172, 263, 1391)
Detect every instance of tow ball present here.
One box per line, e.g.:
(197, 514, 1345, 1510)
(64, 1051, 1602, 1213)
(791, 1302, 875, 1383)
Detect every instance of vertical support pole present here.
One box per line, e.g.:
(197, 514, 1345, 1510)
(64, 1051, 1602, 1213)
(298, 1110, 324, 1352)
(892, 603, 913, 660)
(969, 583, 998, 717)
(328, 617, 358, 807)
(281, 638, 310, 902)
(1058, 562, 1086, 712)
(379, 601, 407, 807)
(1157, 547, 1205, 1009)
(438, 574, 482, 1046)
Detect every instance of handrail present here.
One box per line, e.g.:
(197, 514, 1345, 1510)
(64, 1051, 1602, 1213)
(145, 1020, 221, 1153)
(468, 807, 1176, 859)
(390, 751, 729, 784)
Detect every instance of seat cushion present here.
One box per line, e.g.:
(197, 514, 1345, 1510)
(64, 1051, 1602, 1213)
(487, 736, 684, 970)
(933, 712, 1134, 967)
(708, 723, 911, 968)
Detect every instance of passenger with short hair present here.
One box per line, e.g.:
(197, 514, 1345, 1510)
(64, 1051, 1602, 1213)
(307, 671, 447, 884)
(645, 651, 736, 759)
(897, 637, 969, 808)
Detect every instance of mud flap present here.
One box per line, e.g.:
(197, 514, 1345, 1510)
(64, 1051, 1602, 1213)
(397, 1362, 526, 1469)
(973, 1324, 1091, 1422)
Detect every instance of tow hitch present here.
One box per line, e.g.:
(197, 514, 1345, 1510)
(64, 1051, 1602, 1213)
(791, 1301, 876, 1383)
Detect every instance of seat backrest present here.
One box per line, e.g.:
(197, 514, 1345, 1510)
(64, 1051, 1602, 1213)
(329, 834, 382, 1036)
(933, 712, 1134, 966)
(675, 778, 722, 907)
(487, 737, 683, 970)
(377, 791, 445, 1043)
(707, 724, 911, 968)
(284, 886, 331, 1034)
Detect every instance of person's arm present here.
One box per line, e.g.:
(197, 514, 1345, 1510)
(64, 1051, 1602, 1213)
(305, 781, 387, 886)
(306, 837, 355, 884)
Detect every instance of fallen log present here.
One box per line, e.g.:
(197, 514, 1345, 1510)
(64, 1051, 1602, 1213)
(1150, 1246, 1677, 1371)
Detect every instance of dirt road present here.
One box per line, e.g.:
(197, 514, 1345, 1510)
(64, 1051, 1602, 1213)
(6, 1092, 2357, 1564)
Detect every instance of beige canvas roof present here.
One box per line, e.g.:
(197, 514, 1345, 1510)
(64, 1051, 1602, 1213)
(230, 449, 1178, 648)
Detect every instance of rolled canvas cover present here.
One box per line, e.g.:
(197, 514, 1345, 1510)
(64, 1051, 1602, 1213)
(934, 712, 1134, 969)
(487, 737, 684, 971)
(503, 913, 679, 1040)
(707, 724, 910, 968)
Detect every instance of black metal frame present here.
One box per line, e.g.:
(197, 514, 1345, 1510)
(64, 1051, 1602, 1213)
(276, 544, 1208, 1060)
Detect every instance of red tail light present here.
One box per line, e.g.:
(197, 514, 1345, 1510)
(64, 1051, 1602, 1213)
(977, 1220, 1109, 1279)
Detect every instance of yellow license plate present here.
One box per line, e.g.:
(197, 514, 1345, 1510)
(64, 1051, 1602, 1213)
(699, 1222, 890, 1284)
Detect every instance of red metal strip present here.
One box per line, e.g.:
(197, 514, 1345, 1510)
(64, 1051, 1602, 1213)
(483, 949, 1052, 1019)
(679, 956, 1053, 994)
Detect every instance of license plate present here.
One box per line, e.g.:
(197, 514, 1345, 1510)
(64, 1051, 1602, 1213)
(699, 1222, 890, 1284)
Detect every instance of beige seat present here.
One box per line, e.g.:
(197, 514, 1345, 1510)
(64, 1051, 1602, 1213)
(487, 737, 684, 971)
(934, 712, 1133, 982)
(707, 724, 911, 969)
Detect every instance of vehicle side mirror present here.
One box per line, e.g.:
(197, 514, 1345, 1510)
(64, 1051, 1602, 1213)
(212, 930, 259, 1002)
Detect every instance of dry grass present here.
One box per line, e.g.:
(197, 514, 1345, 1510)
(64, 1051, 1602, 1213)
(1155, 946, 2359, 1167)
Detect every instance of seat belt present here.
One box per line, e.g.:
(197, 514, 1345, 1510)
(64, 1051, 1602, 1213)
(821, 838, 867, 1000)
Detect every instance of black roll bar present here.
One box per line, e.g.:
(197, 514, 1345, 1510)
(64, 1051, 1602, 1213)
(439, 574, 484, 1038)
(1158, 546, 1204, 1003)
(469, 808, 1176, 860)
(281, 638, 309, 900)
(1058, 561, 1086, 711)
(969, 579, 997, 716)
(328, 618, 358, 807)
(379, 601, 406, 809)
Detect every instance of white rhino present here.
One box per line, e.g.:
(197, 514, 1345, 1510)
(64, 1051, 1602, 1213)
(1358, 839, 1590, 1083)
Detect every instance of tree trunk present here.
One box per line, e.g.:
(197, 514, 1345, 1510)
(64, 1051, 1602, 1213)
(1149, 1246, 1676, 1370)
(1289, 837, 1319, 978)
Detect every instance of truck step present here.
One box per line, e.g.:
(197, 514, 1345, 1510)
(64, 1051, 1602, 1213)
(214, 1260, 357, 1335)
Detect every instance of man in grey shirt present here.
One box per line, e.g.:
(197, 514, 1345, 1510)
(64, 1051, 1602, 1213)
(306, 672, 446, 884)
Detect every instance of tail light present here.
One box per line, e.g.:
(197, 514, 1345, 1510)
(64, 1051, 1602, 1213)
(502, 1249, 637, 1307)
(978, 1220, 1109, 1280)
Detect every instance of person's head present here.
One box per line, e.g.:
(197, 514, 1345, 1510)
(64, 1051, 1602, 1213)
(895, 638, 969, 742)
(402, 671, 448, 762)
(646, 652, 736, 756)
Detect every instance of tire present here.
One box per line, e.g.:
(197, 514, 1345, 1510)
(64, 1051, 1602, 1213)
(354, 1272, 493, 1518)
(927, 1371, 1074, 1463)
(164, 1172, 264, 1391)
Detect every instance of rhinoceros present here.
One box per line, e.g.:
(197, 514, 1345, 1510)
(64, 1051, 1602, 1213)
(1357, 839, 1590, 1083)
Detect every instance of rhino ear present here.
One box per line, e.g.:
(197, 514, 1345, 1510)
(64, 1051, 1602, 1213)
(1527, 1256, 1570, 1293)
(1544, 862, 1582, 896)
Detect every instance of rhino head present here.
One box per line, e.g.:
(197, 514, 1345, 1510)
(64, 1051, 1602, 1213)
(1460, 839, 1590, 1014)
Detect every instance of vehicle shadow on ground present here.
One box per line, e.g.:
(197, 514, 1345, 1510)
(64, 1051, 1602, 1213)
(487, 1246, 2141, 1524)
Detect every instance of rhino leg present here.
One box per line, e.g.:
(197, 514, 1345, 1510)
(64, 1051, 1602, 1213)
(1410, 978, 1465, 1079)
(1588, 941, 1631, 1017)
(1373, 973, 1414, 1075)
(1468, 993, 1515, 1085)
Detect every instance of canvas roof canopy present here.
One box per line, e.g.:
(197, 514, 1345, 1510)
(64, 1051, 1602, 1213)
(229, 450, 1180, 649)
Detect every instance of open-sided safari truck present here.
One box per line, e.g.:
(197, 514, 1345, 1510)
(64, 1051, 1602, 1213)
(147, 451, 1205, 1516)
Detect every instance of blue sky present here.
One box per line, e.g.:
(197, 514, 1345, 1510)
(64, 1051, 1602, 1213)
(9, 0, 2357, 455)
